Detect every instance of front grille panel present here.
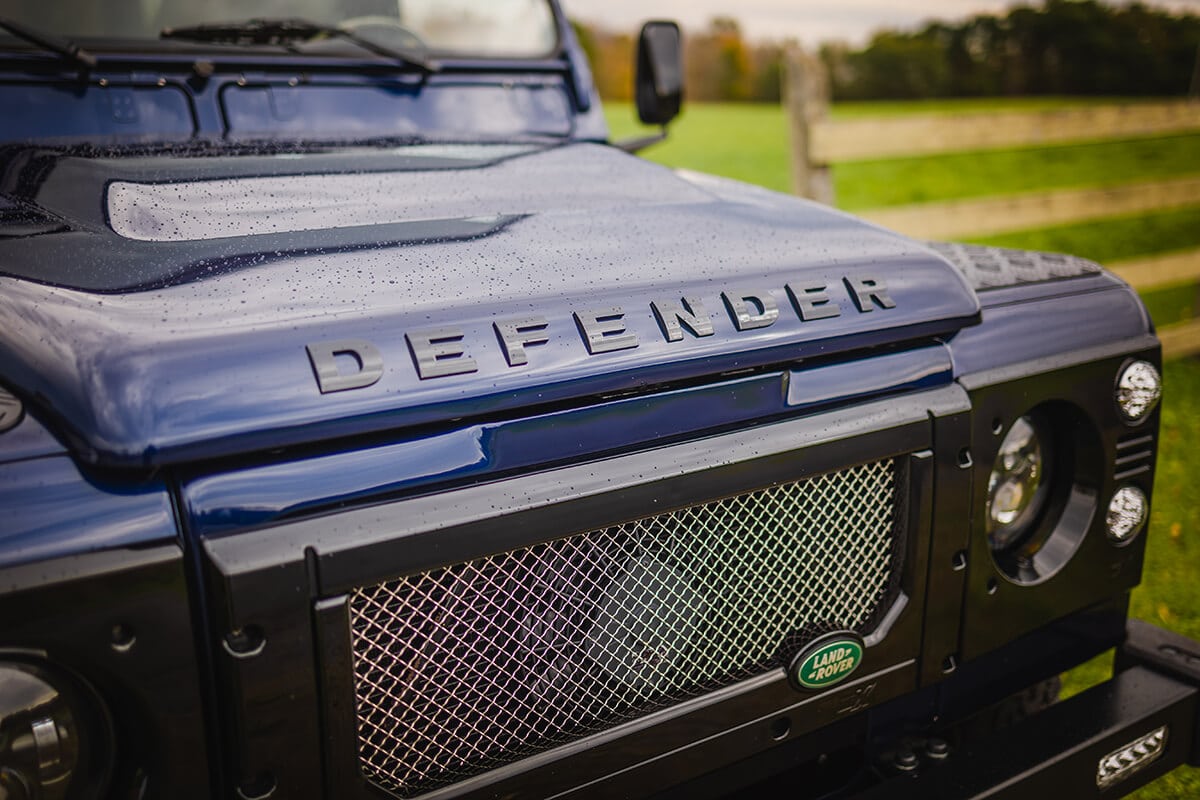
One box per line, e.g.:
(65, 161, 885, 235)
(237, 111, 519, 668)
(349, 459, 902, 796)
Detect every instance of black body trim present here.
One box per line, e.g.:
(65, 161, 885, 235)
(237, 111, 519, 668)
(853, 620, 1200, 799)
(959, 345, 1161, 661)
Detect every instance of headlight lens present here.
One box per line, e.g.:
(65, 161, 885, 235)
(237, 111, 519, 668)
(1116, 361, 1161, 422)
(987, 415, 1051, 551)
(1106, 485, 1149, 544)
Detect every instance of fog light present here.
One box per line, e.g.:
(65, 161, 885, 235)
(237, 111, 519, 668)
(1116, 361, 1161, 422)
(987, 415, 1052, 551)
(1107, 485, 1148, 544)
(1097, 725, 1166, 789)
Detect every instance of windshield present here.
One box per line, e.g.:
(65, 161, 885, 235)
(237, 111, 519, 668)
(0, 0, 559, 58)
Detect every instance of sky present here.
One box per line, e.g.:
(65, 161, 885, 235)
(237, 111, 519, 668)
(561, 0, 1200, 47)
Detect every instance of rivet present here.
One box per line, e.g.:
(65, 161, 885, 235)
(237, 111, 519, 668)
(110, 623, 136, 653)
(926, 738, 950, 760)
(223, 626, 266, 659)
(893, 749, 919, 772)
(236, 772, 276, 800)
(769, 717, 791, 741)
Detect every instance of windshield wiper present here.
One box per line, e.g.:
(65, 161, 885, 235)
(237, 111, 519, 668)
(161, 18, 438, 73)
(0, 17, 96, 69)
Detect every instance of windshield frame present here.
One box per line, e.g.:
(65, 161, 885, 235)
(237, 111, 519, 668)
(0, 0, 607, 152)
(0, 0, 566, 63)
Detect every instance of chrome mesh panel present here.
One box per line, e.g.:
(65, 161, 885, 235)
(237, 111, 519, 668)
(349, 459, 900, 796)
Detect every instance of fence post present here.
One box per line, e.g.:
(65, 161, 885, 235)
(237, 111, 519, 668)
(784, 46, 834, 205)
(1191, 43, 1200, 99)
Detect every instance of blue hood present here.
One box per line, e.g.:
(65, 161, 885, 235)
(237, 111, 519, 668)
(0, 143, 980, 468)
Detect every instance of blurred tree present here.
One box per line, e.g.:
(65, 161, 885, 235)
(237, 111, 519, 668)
(686, 17, 753, 101)
(712, 17, 753, 100)
(571, 20, 634, 100)
(823, 0, 1200, 100)
(749, 44, 785, 102)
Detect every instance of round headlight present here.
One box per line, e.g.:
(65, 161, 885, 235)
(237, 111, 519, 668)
(0, 661, 112, 800)
(1106, 485, 1149, 544)
(0, 663, 81, 798)
(1116, 361, 1161, 422)
(987, 416, 1052, 551)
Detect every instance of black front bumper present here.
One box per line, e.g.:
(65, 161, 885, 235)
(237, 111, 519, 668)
(855, 619, 1199, 799)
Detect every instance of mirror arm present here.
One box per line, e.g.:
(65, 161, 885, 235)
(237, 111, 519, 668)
(612, 125, 668, 154)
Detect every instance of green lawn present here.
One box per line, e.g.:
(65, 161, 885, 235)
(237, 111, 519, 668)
(835, 136, 1200, 210)
(972, 207, 1200, 264)
(606, 99, 1200, 797)
(1139, 359, 1200, 650)
(607, 103, 794, 194)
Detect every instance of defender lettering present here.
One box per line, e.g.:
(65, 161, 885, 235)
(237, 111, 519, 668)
(306, 277, 896, 388)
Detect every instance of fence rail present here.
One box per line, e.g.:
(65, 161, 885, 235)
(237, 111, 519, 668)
(860, 177, 1200, 240)
(811, 101, 1200, 162)
(1113, 249, 1200, 359)
(1111, 248, 1200, 293)
(1159, 319, 1200, 359)
(783, 48, 1200, 360)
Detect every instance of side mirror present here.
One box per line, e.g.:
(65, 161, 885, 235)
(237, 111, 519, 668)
(635, 21, 683, 127)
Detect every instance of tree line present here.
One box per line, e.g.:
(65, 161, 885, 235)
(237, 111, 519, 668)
(574, 0, 1200, 103)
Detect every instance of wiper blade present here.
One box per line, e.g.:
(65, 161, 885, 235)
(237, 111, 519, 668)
(161, 18, 438, 73)
(162, 18, 340, 46)
(0, 17, 96, 69)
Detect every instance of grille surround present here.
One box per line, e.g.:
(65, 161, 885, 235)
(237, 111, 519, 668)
(348, 458, 906, 797)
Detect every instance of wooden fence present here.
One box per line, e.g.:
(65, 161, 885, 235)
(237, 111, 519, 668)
(784, 48, 1200, 359)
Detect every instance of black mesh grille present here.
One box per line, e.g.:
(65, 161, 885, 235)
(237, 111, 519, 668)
(349, 458, 902, 796)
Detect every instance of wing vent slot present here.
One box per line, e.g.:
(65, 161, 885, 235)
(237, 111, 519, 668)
(1113, 433, 1155, 481)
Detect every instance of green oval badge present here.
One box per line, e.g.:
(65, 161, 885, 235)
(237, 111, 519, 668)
(789, 634, 864, 691)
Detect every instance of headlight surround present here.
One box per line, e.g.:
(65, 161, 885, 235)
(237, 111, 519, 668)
(986, 415, 1053, 552)
(984, 401, 1109, 586)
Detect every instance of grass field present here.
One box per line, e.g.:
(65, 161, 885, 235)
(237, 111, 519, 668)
(607, 100, 1200, 797)
(835, 136, 1200, 210)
